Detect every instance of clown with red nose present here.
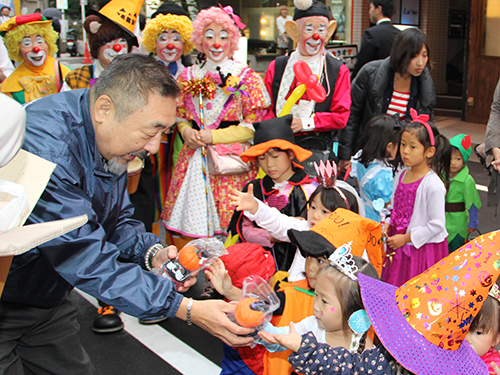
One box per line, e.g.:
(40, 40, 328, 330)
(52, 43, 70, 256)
(0, 14, 71, 104)
(63, 0, 141, 91)
(263, 0, 351, 171)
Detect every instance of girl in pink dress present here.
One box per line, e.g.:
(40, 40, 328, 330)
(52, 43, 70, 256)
(381, 109, 451, 286)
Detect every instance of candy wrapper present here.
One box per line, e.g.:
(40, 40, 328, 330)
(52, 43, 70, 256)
(230, 275, 280, 330)
(153, 238, 227, 285)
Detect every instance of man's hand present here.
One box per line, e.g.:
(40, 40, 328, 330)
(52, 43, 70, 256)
(152, 245, 196, 292)
(258, 322, 301, 352)
(229, 185, 259, 214)
(177, 298, 255, 347)
(183, 128, 206, 150)
(291, 117, 303, 133)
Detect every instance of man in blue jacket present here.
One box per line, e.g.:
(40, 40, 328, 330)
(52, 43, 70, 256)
(0, 54, 253, 374)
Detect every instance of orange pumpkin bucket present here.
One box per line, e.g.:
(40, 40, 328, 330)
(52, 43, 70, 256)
(126, 156, 144, 194)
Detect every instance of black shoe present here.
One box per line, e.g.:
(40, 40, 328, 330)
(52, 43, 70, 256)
(92, 306, 124, 333)
(138, 316, 168, 325)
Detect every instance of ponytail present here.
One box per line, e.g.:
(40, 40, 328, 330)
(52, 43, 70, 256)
(430, 133, 451, 188)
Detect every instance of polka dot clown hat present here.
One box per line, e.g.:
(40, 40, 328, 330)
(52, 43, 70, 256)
(358, 231, 500, 375)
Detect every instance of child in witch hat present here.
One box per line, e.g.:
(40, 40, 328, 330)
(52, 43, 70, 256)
(266, 230, 500, 375)
(466, 278, 500, 374)
(63, 0, 140, 90)
(226, 114, 318, 273)
(229, 159, 365, 281)
(214, 209, 383, 375)
(446, 134, 482, 253)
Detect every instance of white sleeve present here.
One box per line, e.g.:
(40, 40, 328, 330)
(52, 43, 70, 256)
(0, 38, 14, 77)
(244, 199, 310, 242)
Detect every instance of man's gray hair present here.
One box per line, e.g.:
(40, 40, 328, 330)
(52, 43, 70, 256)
(89, 54, 181, 122)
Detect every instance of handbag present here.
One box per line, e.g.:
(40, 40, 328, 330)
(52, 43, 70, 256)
(207, 142, 252, 175)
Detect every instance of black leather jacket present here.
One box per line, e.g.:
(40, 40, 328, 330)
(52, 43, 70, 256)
(338, 57, 435, 160)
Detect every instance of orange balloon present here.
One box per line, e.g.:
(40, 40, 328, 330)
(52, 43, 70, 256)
(234, 297, 265, 328)
(178, 246, 200, 271)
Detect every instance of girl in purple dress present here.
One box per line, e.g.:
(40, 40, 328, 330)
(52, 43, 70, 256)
(381, 109, 451, 286)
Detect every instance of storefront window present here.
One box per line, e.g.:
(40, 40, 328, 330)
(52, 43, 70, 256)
(483, 0, 500, 56)
(241, 0, 352, 46)
(328, 0, 351, 43)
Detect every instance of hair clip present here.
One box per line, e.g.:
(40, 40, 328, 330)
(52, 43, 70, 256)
(328, 241, 358, 281)
(489, 284, 500, 303)
(314, 160, 349, 210)
(410, 108, 434, 146)
(218, 4, 246, 29)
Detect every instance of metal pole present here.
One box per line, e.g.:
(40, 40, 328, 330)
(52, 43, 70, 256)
(81, 0, 86, 43)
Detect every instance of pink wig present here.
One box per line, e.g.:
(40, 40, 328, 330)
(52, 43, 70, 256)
(192, 7, 240, 58)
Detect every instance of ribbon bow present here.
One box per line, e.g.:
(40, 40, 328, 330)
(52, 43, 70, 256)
(216, 143, 243, 156)
(219, 4, 246, 29)
(410, 108, 434, 146)
(225, 86, 249, 97)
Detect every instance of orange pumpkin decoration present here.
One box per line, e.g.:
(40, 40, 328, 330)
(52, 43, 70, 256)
(178, 246, 200, 271)
(234, 297, 265, 328)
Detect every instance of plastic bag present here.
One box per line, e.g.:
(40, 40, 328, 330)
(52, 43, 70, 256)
(152, 237, 227, 285)
(230, 275, 280, 330)
(0, 179, 29, 234)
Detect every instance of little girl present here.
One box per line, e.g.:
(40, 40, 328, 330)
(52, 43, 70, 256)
(257, 247, 379, 356)
(229, 160, 359, 282)
(382, 108, 451, 287)
(350, 114, 400, 222)
(466, 280, 500, 374)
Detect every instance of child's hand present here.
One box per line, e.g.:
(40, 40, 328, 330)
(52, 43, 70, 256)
(387, 233, 411, 250)
(205, 259, 235, 299)
(229, 184, 259, 214)
(492, 360, 500, 374)
(468, 227, 476, 234)
(258, 322, 302, 352)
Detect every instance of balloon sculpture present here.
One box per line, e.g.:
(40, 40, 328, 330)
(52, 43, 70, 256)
(278, 60, 326, 117)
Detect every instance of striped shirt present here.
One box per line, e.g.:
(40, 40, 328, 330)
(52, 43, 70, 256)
(386, 90, 410, 120)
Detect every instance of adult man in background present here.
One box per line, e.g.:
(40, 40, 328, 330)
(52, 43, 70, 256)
(0, 54, 253, 374)
(350, 0, 400, 79)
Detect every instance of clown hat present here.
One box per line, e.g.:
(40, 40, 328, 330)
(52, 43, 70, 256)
(87, 0, 143, 45)
(151, 2, 188, 18)
(288, 208, 384, 274)
(358, 231, 500, 375)
(220, 243, 276, 289)
(240, 115, 312, 163)
(293, 0, 332, 20)
(450, 134, 472, 164)
(0, 14, 51, 37)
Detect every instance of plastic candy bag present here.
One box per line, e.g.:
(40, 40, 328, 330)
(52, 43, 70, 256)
(152, 237, 227, 285)
(230, 275, 280, 330)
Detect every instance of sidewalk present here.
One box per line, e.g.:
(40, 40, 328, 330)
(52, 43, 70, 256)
(435, 116, 487, 163)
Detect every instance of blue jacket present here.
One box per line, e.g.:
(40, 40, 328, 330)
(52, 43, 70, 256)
(2, 89, 183, 320)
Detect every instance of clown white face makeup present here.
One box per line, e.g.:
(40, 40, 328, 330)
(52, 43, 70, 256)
(20, 35, 48, 67)
(156, 29, 184, 63)
(297, 17, 328, 57)
(98, 37, 128, 68)
(202, 22, 231, 63)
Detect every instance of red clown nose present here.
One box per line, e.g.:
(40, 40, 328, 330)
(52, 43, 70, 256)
(32, 46, 40, 53)
(113, 44, 122, 52)
(312, 33, 320, 40)
(167, 43, 175, 50)
(213, 43, 221, 49)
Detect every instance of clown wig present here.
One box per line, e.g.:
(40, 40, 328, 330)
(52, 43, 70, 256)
(191, 7, 240, 58)
(142, 13, 194, 55)
(4, 22, 58, 62)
